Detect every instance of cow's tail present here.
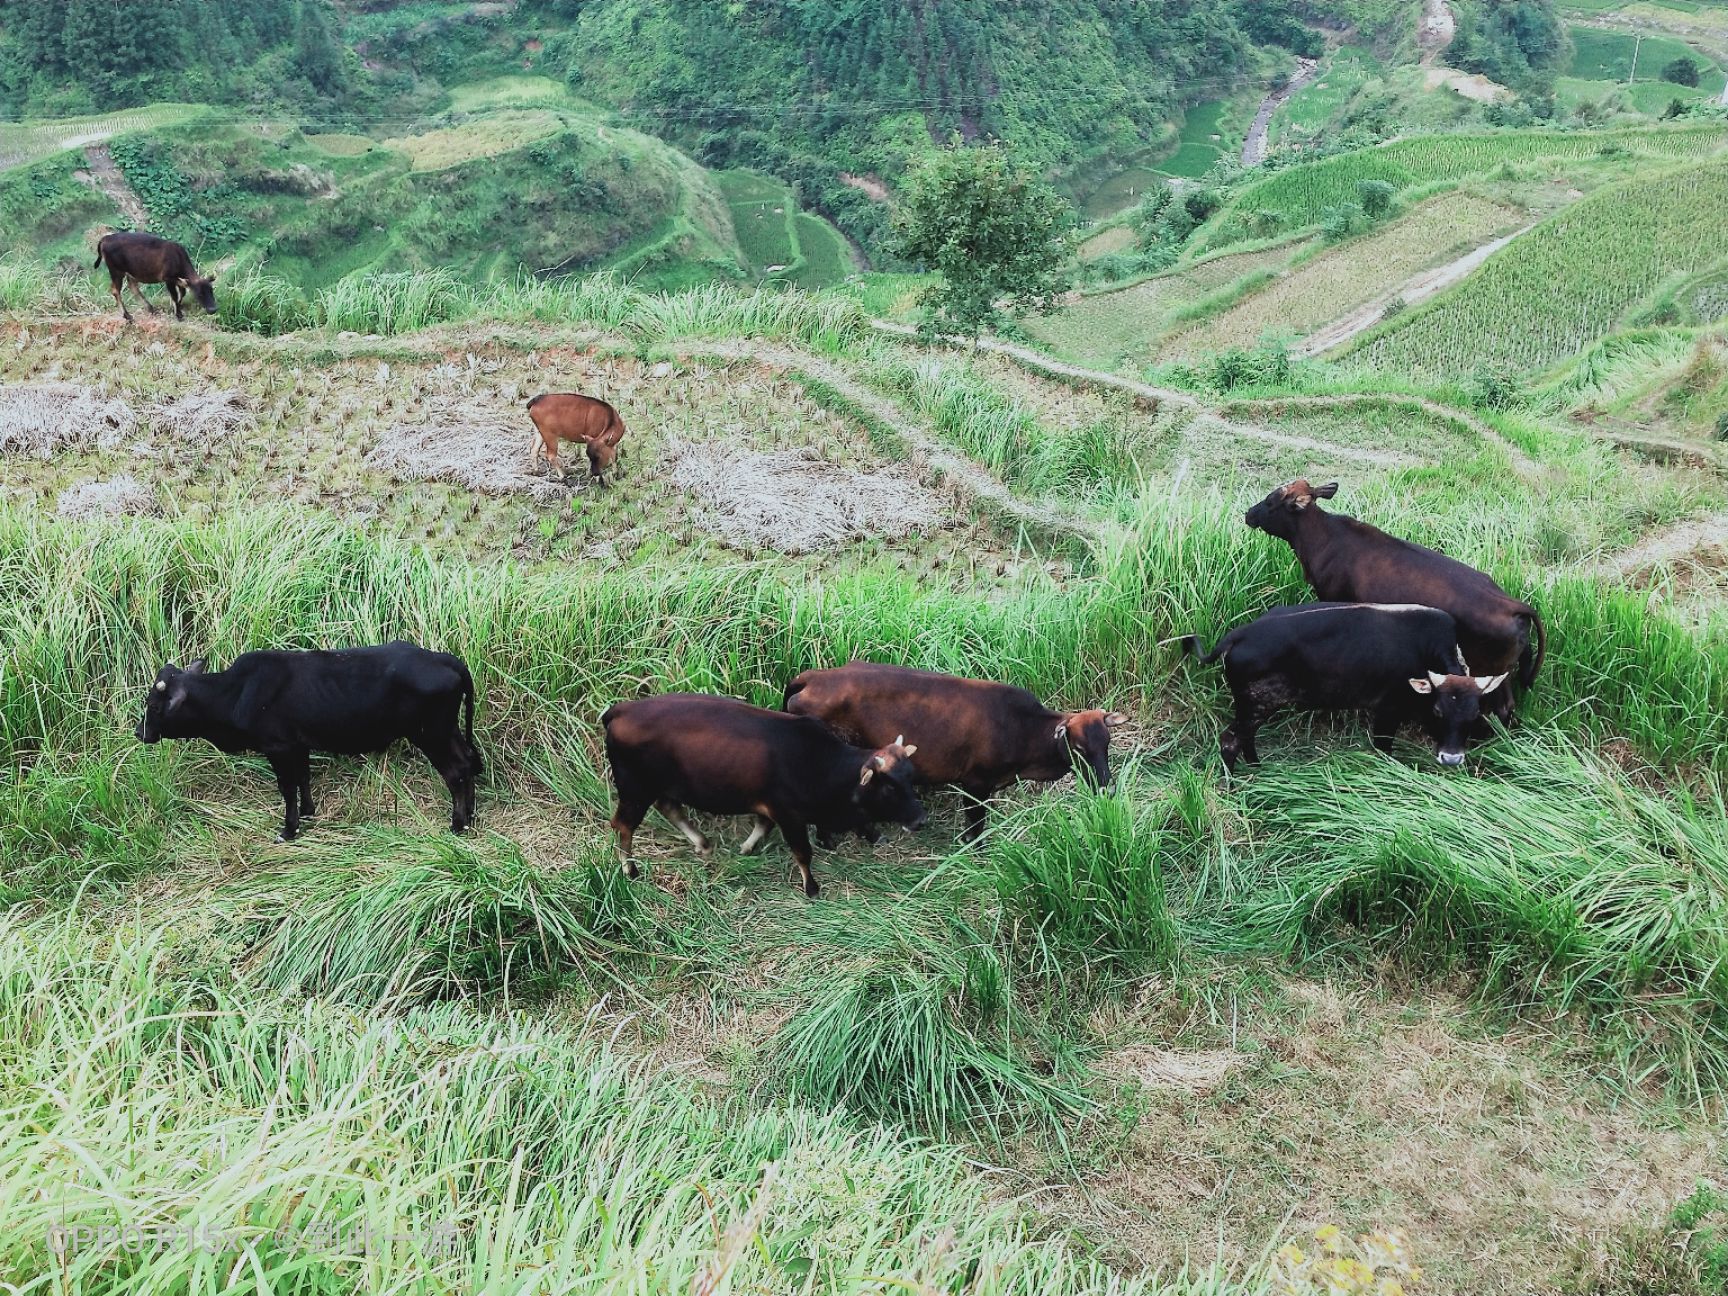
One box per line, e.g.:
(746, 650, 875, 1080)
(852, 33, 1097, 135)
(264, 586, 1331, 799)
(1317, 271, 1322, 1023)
(92, 236, 108, 269)
(459, 663, 477, 745)
(1520, 605, 1547, 689)
(1176, 633, 1227, 665)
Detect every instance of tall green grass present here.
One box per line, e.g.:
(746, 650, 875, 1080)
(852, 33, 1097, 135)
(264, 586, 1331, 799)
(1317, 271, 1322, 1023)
(314, 267, 471, 335)
(0, 251, 45, 312)
(0, 912, 1253, 1294)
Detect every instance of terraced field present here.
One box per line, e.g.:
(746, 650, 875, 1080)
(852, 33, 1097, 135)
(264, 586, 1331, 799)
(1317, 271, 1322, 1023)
(1351, 160, 1728, 377)
(1163, 192, 1524, 360)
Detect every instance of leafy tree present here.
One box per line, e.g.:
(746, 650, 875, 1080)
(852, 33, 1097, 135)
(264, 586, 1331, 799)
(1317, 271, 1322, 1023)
(293, 0, 344, 94)
(1662, 56, 1701, 88)
(1356, 179, 1396, 219)
(892, 140, 1074, 338)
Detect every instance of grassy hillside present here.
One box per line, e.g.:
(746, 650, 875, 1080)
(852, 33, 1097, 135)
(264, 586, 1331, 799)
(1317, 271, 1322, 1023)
(1349, 159, 1728, 375)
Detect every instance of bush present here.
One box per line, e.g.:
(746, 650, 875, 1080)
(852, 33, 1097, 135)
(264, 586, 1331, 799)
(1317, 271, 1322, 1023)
(1320, 200, 1365, 241)
(1355, 179, 1396, 220)
(1715, 410, 1728, 441)
(1468, 361, 1523, 410)
(1208, 340, 1293, 391)
(1664, 56, 1702, 88)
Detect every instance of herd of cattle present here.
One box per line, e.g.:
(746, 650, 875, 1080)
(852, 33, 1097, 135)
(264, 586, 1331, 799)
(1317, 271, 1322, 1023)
(132, 477, 1546, 896)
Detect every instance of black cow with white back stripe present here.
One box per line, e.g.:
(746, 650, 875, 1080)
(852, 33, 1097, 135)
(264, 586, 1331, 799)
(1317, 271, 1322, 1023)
(1181, 602, 1506, 770)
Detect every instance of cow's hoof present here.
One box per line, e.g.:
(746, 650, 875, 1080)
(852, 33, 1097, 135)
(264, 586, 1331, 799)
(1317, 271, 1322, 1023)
(276, 831, 297, 844)
(622, 859, 639, 879)
(802, 878, 821, 899)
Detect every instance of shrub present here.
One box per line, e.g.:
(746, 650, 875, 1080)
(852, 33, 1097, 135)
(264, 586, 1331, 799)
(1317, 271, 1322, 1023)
(1715, 410, 1728, 441)
(1664, 56, 1702, 88)
(1320, 200, 1365, 241)
(1355, 179, 1396, 219)
(1468, 361, 1522, 410)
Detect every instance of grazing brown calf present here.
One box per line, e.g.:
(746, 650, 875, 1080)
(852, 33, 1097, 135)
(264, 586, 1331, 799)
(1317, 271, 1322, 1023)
(601, 692, 927, 897)
(93, 232, 217, 323)
(784, 662, 1128, 842)
(526, 391, 627, 485)
(1244, 479, 1546, 720)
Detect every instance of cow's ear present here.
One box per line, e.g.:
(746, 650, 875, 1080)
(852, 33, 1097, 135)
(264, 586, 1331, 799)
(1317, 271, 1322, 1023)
(1105, 711, 1129, 727)
(1408, 677, 1434, 694)
(902, 744, 917, 757)
(1476, 673, 1509, 694)
(1053, 722, 1068, 742)
(859, 764, 874, 786)
(1314, 481, 1339, 499)
(185, 658, 207, 674)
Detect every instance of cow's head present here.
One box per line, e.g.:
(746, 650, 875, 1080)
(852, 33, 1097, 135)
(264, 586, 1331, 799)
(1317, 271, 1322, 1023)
(1056, 709, 1130, 788)
(1244, 479, 1339, 540)
(1408, 669, 1507, 766)
(135, 658, 206, 743)
(855, 737, 928, 831)
(190, 275, 217, 313)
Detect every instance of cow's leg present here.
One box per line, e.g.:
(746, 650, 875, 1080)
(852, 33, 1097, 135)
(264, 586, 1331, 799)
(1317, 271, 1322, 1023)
(1232, 696, 1262, 766)
(128, 277, 157, 314)
(1370, 705, 1401, 754)
(610, 794, 651, 878)
(294, 750, 316, 819)
(739, 813, 776, 855)
(656, 800, 712, 857)
(1219, 725, 1241, 773)
(110, 272, 131, 323)
(266, 750, 306, 841)
(459, 737, 481, 823)
(780, 819, 820, 898)
(587, 442, 607, 488)
(959, 784, 991, 844)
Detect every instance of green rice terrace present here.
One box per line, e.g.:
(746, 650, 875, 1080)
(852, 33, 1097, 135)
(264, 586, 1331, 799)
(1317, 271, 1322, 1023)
(6, 4, 1728, 1293)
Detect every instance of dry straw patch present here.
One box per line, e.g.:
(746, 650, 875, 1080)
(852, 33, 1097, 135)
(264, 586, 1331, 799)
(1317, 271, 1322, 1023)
(55, 474, 159, 520)
(149, 390, 253, 449)
(368, 406, 568, 503)
(666, 442, 945, 554)
(0, 382, 137, 457)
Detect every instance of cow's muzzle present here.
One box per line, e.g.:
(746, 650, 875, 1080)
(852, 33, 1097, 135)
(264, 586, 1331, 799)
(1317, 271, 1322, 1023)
(136, 721, 157, 744)
(1435, 749, 1465, 768)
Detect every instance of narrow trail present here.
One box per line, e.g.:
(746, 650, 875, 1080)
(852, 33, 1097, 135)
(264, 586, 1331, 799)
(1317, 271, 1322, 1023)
(872, 321, 1533, 474)
(1595, 509, 1728, 575)
(75, 144, 148, 229)
(1298, 225, 1533, 357)
(1242, 57, 1320, 167)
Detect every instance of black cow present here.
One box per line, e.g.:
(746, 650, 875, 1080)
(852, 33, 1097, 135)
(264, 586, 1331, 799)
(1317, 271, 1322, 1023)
(601, 692, 928, 897)
(135, 641, 481, 841)
(1181, 602, 1507, 770)
(1244, 479, 1545, 720)
(93, 231, 218, 322)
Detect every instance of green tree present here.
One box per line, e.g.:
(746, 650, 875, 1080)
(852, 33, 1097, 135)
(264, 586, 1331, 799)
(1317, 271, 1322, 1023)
(1662, 56, 1701, 87)
(293, 0, 344, 94)
(1356, 179, 1396, 219)
(892, 140, 1074, 338)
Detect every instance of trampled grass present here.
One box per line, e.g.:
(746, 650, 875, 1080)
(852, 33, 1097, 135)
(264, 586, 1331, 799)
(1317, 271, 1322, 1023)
(1350, 160, 1728, 376)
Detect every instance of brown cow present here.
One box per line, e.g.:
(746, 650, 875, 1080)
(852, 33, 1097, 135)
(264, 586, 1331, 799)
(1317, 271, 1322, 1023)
(93, 232, 217, 323)
(526, 391, 627, 485)
(601, 692, 927, 897)
(1243, 479, 1546, 720)
(783, 662, 1128, 842)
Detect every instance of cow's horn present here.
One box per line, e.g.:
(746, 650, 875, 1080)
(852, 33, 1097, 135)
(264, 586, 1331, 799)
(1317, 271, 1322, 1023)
(893, 734, 904, 747)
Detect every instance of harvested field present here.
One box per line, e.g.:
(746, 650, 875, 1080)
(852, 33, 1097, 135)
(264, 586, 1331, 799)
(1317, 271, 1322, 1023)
(54, 473, 158, 520)
(369, 408, 570, 503)
(0, 382, 137, 457)
(667, 444, 946, 554)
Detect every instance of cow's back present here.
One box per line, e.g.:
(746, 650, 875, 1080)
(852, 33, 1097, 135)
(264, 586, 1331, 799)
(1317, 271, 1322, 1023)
(229, 643, 465, 753)
(604, 692, 832, 805)
(1223, 604, 1458, 707)
(786, 662, 1041, 783)
(528, 392, 620, 443)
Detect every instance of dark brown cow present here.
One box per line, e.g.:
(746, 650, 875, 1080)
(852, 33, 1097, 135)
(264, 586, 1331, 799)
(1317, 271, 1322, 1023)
(1244, 479, 1545, 719)
(527, 392, 627, 485)
(93, 232, 217, 323)
(601, 692, 927, 897)
(783, 662, 1128, 842)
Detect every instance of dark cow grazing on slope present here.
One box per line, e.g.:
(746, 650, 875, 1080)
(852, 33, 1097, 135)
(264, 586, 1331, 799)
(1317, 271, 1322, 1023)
(1182, 602, 1507, 770)
(783, 662, 1129, 842)
(527, 392, 627, 485)
(93, 232, 218, 323)
(135, 641, 482, 841)
(1244, 479, 1545, 721)
(601, 692, 927, 897)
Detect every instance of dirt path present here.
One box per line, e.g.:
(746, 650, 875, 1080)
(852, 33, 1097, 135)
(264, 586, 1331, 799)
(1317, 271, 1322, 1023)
(1298, 225, 1532, 358)
(1595, 509, 1728, 575)
(870, 323, 1451, 473)
(1419, 0, 1456, 65)
(1242, 57, 1320, 166)
(74, 144, 148, 229)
